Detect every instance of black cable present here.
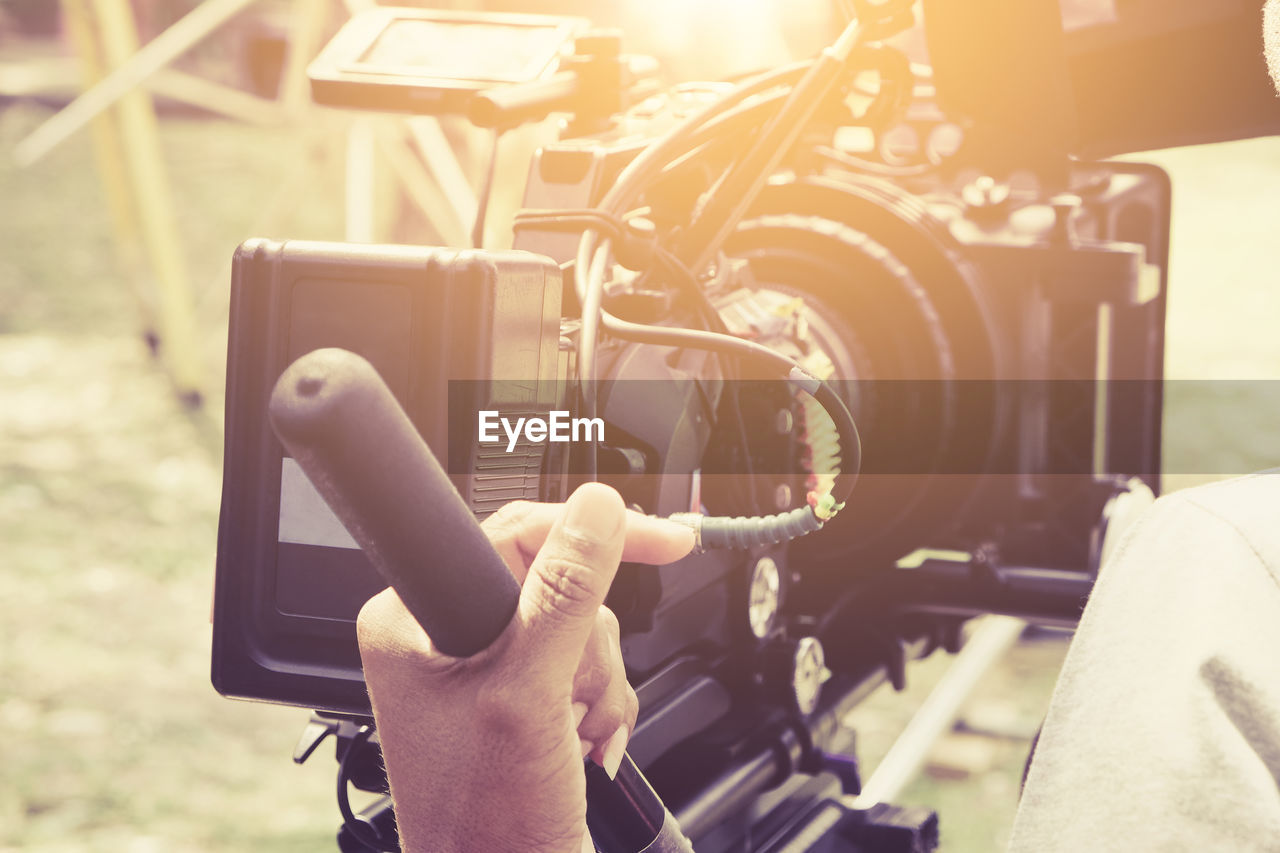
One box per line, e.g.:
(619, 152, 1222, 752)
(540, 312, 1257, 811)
(513, 210, 626, 243)
(810, 374, 861, 499)
(594, 61, 811, 217)
(337, 727, 398, 853)
(577, 9, 917, 250)
(562, 213, 863, 509)
(672, 17, 870, 272)
(654, 249, 713, 317)
(722, 354, 763, 517)
(648, 94, 785, 180)
(519, 212, 825, 520)
(666, 368, 863, 551)
(593, 303, 862, 507)
(653, 257, 760, 515)
(568, 25, 865, 509)
(515, 208, 630, 227)
(548, 224, 767, 515)
(586, 3, 916, 225)
(579, 242, 610, 480)
(553, 17, 926, 538)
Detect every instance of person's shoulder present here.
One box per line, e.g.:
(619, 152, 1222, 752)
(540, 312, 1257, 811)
(1155, 470, 1280, 577)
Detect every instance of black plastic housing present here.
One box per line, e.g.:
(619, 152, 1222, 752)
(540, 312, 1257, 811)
(212, 240, 562, 713)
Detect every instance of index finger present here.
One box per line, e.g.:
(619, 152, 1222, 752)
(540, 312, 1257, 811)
(482, 500, 695, 580)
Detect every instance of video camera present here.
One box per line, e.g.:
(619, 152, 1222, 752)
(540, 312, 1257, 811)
(210, 1, 1277, 849)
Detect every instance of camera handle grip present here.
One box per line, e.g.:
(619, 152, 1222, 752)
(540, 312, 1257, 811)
(268, 348, 693, 853)
(269, 347, 519, 658)
(469, 72, 579, 129)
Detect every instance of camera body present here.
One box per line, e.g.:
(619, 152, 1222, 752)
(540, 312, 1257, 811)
(211, 4, 1178, 849)
(212, 88, 1167, 844)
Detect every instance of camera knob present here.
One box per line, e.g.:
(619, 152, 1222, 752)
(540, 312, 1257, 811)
(961, 174, 1010, 210)
(790, 637, 830, 716)
(763, 635, 831, 716)
(747, 557, 782, 640)
(1049, 193, 1083, 245)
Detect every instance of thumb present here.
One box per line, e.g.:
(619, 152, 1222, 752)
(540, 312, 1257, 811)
(514, 483, 627, 683)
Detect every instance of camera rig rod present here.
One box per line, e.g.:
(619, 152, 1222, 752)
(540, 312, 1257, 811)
(850, 615, 1027, 809)
(675, 19, 865, 273)
(268, 348, 693, 853)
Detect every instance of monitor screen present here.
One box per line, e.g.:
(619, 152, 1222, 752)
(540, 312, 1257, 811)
(353, 17, 572, 83)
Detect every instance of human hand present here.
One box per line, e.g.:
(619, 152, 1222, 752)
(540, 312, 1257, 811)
(356, 483, 695, 853)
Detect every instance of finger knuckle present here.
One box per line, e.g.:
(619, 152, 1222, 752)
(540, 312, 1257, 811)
(574, 656, 613, 699)
(625, 685, 639, 725)
(482, 500, 536, 539)
(595, 694, 628, 731)
(354, 592, 396, 651)
(594, 675, 631, 723)
(598, 605, 620, 637)
(487, 500, 536, 526)
(556, 523, 612, 565)
(473, 679, 535, 736)
(533, 556, 602, 620)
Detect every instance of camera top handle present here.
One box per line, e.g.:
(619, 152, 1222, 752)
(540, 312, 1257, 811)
(268, 348, 693, 853)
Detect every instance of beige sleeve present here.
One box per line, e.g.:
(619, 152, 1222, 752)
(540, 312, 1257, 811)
(1010, 474, 1280, 852)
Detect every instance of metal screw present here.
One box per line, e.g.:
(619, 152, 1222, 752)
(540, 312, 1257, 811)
(775, 409, 794, 435)
(962, 175, 1011, 210)
(792, 637, 828, 715)
(748, 557, 781, 640)
(1049, 193, 1082, 245)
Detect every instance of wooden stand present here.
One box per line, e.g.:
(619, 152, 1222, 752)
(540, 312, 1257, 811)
(15, 0, 490, 402)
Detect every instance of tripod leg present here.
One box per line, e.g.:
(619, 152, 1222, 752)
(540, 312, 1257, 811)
(279, 0, 329, 115)
(62, 0, 158, 351)
(15, 0, 260, 166)
(91, 0, 203, 403)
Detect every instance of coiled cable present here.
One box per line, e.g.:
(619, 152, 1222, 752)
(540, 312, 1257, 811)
(560, 5, 922, 546)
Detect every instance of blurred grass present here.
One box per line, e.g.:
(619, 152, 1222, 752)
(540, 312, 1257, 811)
(1, 91, 1279, 852)
(0, 102, 345, 851)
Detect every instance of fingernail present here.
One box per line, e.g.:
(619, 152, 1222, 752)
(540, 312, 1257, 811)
(600, 724, 628, 780)
(581, 738, 594, 759)
(572, 702, 589, 728)
(564, 484, 623, 540)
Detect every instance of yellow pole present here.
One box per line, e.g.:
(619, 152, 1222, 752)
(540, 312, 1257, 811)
(14, 0, 260, 167)
(279, 0, 329, 116)
(61, 0, 158, 348)
(90, 0, 203, 402)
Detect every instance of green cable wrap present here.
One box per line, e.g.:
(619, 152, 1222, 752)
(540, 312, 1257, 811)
(700, 506, 824, 550)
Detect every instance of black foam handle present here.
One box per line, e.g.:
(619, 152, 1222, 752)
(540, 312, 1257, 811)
(469, 72, 579, 128)
(268, 348, 520, 658)
(270, 348, 690, 853)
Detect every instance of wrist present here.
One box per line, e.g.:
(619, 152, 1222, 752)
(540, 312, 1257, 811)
(396, 813, 586, 853)
(385, 760, 587, 853)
